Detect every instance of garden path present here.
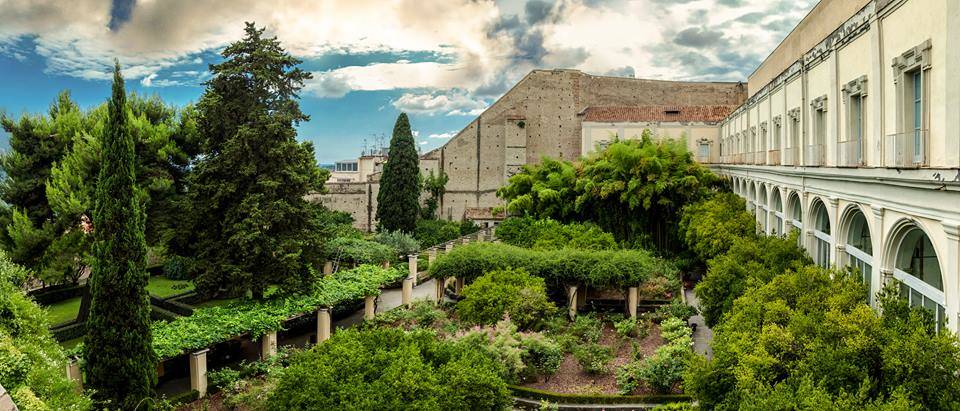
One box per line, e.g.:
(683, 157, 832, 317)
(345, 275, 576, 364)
(685, 288, 713, 359)
(334, 277, 440, 329)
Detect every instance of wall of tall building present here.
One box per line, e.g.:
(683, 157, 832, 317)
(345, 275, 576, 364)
(713, 0, 960, 332)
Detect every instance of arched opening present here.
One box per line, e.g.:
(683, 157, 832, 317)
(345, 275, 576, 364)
(758, 185, 768, 234)
(770, 187, 783, 236)
(889, 223, 945, 328)
(811, 199, 831, 268)
(747, 183, 756, 213)
(788, 192, 803, 246)
(843, 207, 873, 302)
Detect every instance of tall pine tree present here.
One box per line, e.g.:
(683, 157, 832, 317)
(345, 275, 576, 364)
(188, 23, 326, 299)
(83, 62, 156, 408)
(376, 113, 421, 233)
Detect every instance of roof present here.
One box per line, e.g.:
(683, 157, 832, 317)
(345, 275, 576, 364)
(579, 105, 736, 123)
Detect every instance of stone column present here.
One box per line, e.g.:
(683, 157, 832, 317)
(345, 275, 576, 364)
(364, 295, 376, 320)
(627, 287, 638, 319)
(880, 268, 894, 286)
(66, 357, 82, 391)
(316, 308, 331, 343)
(567, 285, 578, 320)
(476, 231, 484, 242)
(402, 277, 413, 307)
(462, 237, 471, 245)
(454, 277, 464, 295)
(260, 331, 278, 360)
(190, 349, 209, 398)
(435, 277, 445, 304)
(943, 222, 960, 333)
(322, 261, 333, 275)
(828, 198, 840, 266)
(382, 260, 391, 269)
(408, 254, 419, 286)
(445, 242, 454, 253)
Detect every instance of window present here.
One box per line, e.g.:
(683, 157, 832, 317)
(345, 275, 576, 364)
(335, 162, 358, 172)
(845, 210, 873, 303)
(893, 226, 944, 329)
(910, 70, 923, 163)
(891, 39, 931, 166)
(698, 142, 709, 159)
(850, 94, 863, 162)
(812, 201, 831, 269)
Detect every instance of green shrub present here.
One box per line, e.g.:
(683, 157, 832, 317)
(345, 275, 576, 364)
(267, 327, 510, 410)
(573, 342, 614, 374)
(413, 219, 461, 247)
(459, 219, 480, 236)
(496, 217, 616, 250)
(373, 230, 420, 257)
(375, 300, 448, 329)
(162, 255, 194, 280)
(429, 242, 677, 291)
(325, 237, 396, 265)
(568, 314, 602, 343)
(678, 192, 756, 262)
(654, 300, 698, 323)
(520, 334, 563, 379)
(617, 317, 692, 394)
(456, 268, 556, 329)
(614, 318, 638, 338)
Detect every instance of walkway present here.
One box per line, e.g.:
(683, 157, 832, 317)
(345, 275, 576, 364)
(684, 288, 713, 359)
(335, 277, 439, 329)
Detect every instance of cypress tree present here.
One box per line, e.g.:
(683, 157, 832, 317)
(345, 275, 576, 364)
(376, 113, 421, 233)
(83, 61, 156, 408)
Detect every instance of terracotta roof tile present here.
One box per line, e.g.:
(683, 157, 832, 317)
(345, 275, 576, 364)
(580, 105, 735, 123)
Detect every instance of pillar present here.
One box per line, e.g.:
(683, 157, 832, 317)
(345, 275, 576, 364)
(408, 254, 419, 286)
(828, 198, 840, 266)
(364, 295, 376, 320)
(402, 277, 413, 307)
(316, 308, 331, 343)
(382, 260, 390, 269)
(454, 277, 464, 295)
(445, 242, 454, 253)
(462, 237, 471, 245)
(627, 287, 638, 319)
(942, 222, 960, 333)
(567, 285, 578, 320)
(435, 277, 445, 304)
(190, 349, 209, 398)
(476, 231, 484, 242)
(66, 358, 82, 391)
(260, 331, 277, 360)
(323, 261, 333, 275)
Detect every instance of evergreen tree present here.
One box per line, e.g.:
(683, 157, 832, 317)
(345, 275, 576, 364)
(377, 113, 421, 232)
(83, 62, 156, 408)
(187, 22, 326, 299)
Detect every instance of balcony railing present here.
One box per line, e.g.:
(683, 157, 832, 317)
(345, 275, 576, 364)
(744, 151, 754, 164)
(837, 139, 864, 167)
(804, 144, 824, 166)
(783, 147, 799, 166)
(768, 149, 781, 165)
(885, 130, 927, 168)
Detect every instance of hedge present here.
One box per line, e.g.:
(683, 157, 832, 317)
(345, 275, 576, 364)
(325, 237, 397, 265)
(427, 242, 677, 289)
(149, 264, 405, 359)
(508, 385, 691, 405)
(27, 283, 84, 305)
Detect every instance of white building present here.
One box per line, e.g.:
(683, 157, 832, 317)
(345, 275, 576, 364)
(713, 0, 960, 331)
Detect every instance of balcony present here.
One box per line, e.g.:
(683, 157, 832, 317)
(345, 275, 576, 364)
(885, 130, 927, 168)
(837, 139, 864, 167)
(804, 144, 824, 166)
(768, 149, 781, 165)
(783, 147, 799, 166)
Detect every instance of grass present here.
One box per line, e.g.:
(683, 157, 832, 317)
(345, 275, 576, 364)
(45, 296, 82, 325)
(193, 298, 239, 309)
(60, 337, 83, 350)
(146, 276, 194, 298)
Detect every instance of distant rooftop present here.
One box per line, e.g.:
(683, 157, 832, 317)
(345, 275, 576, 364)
(579, 105, 736, 123)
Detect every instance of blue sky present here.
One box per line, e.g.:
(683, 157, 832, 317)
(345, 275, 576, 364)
(0, 0, 816, 163)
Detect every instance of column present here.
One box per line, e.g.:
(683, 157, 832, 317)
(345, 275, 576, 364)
(445, 242, 454, 253)
(66, 357, 82, 391)
(567, 285, 578, 320)
(435, 277, 445, 304)
(382, 260, 390, 269)
(828, 198, 839, 266)
(476, 231, 485, 242)
(190, 349, 209, 398)
(316, 308, 331, 343)
(260, 331, 277, 360)
(871, 205, 886, 305)
(627, 287, 638, 319)
(408, 254, 418, 286)
(462, 236, 471, 245)
(942, 221, 960, 333)
(364, 295, 376, 320)
(322, 261, 333, 275)
(454, 277, 464, 295)
(402, 277, 413, 307)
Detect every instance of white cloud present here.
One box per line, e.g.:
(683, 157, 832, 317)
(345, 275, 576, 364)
(391, 92, 487, 116)
(428, 131, 457, 139)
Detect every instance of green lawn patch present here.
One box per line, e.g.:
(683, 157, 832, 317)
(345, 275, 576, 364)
(45, 296, 81, 325)
(146, 276, 194, 298)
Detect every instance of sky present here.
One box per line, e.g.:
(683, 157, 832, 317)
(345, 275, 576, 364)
(0, 0, 818, 163)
